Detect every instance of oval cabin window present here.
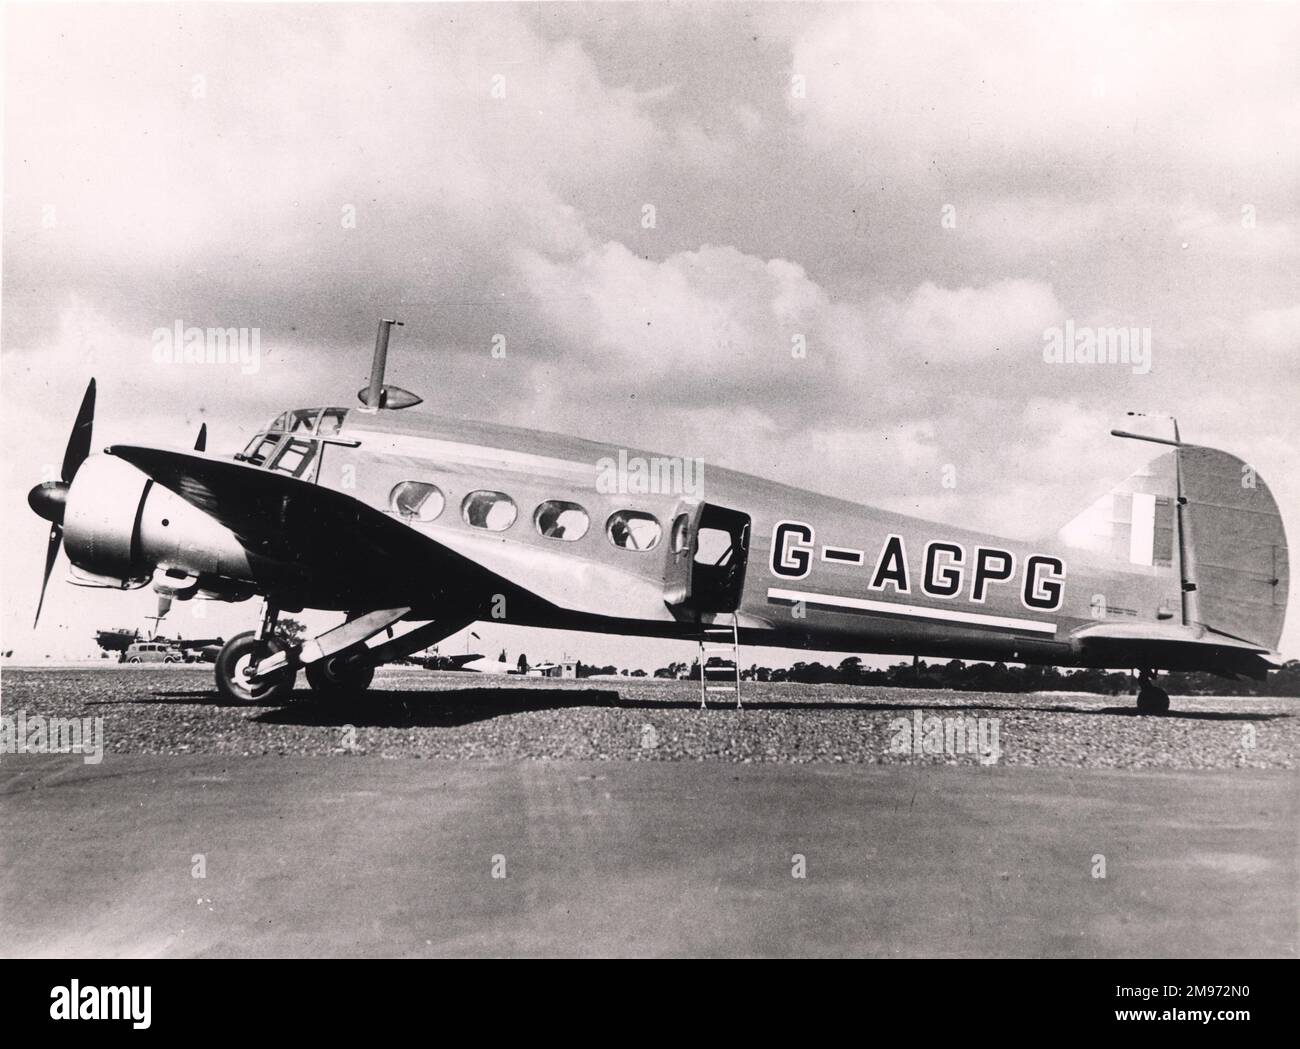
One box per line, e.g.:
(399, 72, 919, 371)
(462, 490, 518, 532)
(390, 481, 445, 522)
(607, 510, 662, 551)
(534, 500, 590, 541)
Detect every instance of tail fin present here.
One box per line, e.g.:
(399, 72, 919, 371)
(1180, 446, 1288, 651)
(1054, 444, 1289, 652)
(1055, 451, 1180, 571)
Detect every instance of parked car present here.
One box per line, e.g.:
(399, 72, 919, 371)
(120, 641, 183, 664)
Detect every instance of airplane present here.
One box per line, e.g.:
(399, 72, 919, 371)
(93, 627, 224, 663)
(453, 650, 516, 675)
(418, 651, 492, 672)
(26, 320, 1289, 714)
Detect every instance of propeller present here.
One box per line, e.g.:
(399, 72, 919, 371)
(28, 379, 96, 627)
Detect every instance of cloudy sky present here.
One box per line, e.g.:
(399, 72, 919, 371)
(3, 2, 1298, 668)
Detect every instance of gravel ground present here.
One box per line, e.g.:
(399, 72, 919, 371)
(3, 665, 1296, 769)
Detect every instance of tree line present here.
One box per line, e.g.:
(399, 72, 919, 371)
(651, 656, 1300, 696)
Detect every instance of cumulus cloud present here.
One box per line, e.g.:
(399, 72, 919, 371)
(789, 4, 1299, 192)
(4, 3, 1299, 658)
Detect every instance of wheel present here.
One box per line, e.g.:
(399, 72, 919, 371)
(1136, 685, 1170, 715)
(305, 655, 375, 697)
(215, 631, 295, 705)
(164, 655, 180, 664)
(128, 657, 142, 664)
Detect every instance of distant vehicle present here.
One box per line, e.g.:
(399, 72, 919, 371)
(118, 637, 224, 664)
(122, 640, 183, 664)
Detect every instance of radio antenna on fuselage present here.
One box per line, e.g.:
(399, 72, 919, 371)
(357, 318, 423, 412)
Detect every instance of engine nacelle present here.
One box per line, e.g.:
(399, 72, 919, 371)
(63, 454, 253, 585)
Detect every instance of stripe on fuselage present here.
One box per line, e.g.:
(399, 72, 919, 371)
(767, 587, 1058, 635)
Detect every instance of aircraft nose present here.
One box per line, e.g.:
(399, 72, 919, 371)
(28, 480, 69, 524)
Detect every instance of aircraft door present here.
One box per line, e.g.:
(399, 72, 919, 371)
(663, 499, 702, 607)
(664, 501, 751, 614)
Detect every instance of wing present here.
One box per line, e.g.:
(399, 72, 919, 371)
(107, 444, 698, 624)
(106, 444, 508, 610)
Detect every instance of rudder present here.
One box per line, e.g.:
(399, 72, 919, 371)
(1181, 446, 1289, 651)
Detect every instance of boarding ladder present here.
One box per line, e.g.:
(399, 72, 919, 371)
(698, 614, 742, 709)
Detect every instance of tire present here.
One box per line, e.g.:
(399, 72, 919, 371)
(305, 655, 375, 697)
(1136, 685, 1170, 715)
(215, 631, 295, 705)
(128, 657, 142, 664)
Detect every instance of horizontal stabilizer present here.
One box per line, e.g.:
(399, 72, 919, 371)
(1069, 621, 1282, 679)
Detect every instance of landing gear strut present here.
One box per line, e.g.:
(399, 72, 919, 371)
(214, 600, 296, 705)
(1135, 667, 1170, 715)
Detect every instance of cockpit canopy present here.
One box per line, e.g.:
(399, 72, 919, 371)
(236, 407, 349, 477)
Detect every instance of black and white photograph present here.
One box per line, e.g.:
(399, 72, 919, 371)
(1, 0, 1297, 990)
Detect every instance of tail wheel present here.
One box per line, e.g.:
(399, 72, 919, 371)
(305, 655, 375, 696)
(215, 631, 295, 705)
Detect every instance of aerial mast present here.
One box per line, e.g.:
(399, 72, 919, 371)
(355, 319, 423, 412)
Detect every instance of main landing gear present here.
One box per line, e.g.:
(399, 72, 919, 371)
(305, 655, 375, 697)
(1135, 667, 1170, 715)
(214, 603, 415, 705)
(214, 601, 296, 705)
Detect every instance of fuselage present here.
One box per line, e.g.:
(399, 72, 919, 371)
(219, 404, 1182, 668)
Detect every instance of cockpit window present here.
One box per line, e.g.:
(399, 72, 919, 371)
(241, 433, 282, 466)
(268, 437, 318, 479)
(607, 510, 662, 551)
(317, 408, 347, 436)
(289, 408, 318, 433)
(534, 500, 589, 541)
(462, 490, 518, 532)
(239, 407, 350, 468)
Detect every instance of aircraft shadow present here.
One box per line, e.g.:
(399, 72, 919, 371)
(254, 687, 622, 728)
(605, 698, 1290, 723)
(116, 687, 1293, 727)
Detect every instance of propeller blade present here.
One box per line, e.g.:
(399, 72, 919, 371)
(61, 378, 97, 483)
(34, 523, 63, 627)
(194, 423, 207, 452)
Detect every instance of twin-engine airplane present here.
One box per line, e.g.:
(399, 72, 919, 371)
(27, 321, 1289, 713)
